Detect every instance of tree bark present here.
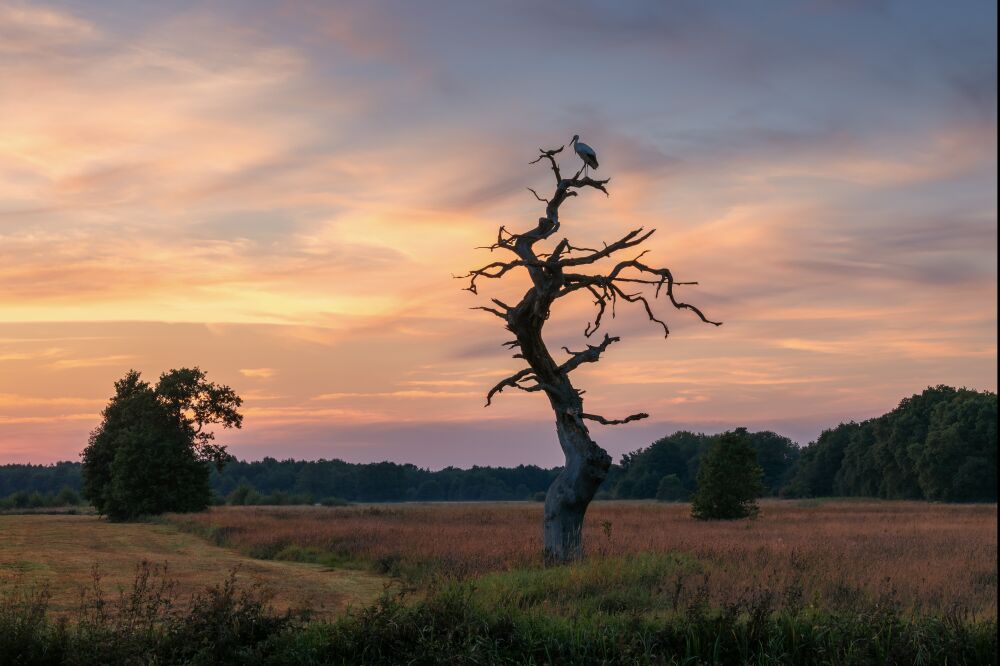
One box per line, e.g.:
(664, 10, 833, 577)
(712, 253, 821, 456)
(508, 292, 612, 563)
(543, 412, 611, 563)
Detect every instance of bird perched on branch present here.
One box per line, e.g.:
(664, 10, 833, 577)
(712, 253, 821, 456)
(571, 134, 599, 176)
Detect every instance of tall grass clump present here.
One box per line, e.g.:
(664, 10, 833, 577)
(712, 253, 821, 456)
(2, 554, 995, 665)
(0, 561, 305, 665)
(294, 584, 998, 665)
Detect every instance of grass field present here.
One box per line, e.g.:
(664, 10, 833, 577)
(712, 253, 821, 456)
(2, 501, 997, 664)
(166, 499, 998, 617)
(0, 514, 387, 617)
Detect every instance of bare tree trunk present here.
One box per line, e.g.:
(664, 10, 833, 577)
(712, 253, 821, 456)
(543, 414, 611, 563)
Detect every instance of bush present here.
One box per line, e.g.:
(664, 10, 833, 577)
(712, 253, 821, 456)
(691, 428, 764, 520)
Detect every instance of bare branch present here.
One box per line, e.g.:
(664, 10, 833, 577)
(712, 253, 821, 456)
(606, 260, 722, 328)
(529, 145, 565, 183)
(471, 306, 507, 320)
(559, 333, 620, 374)
(610, 283, 670, 336)
(457, 258, 539, 294)
(580, 412, 649, 425)
(558, 228, 656, 267)
(563, 175, 611, 197)
(527, 187, 549, 203)
(475, 226, 520, 254)
(485, 368, 541, 406)
(555, 256, 721, 337)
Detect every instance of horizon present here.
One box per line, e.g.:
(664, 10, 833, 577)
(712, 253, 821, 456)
(1, 1, 997, 467)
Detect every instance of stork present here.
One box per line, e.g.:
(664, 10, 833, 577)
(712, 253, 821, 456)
(571, 134, 599, 177)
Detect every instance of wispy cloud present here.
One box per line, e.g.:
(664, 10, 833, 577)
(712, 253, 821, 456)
(239, 368, 277, 379)
(0, 0, 994, 465)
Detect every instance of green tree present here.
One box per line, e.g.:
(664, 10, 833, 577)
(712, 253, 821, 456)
(81, 368, 242, 520)
(746, 431, 799, 495)
(655, 474, 686, 502)
(916, 390, 997, 501)
(691, 428, 765, 520)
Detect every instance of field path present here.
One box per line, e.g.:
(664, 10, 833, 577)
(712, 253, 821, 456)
(0, 514, 388, 617)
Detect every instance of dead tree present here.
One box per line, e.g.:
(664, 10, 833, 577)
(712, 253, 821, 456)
(460, 139, 720, 563)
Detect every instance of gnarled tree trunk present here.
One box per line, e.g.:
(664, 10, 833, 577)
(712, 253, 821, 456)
(543, 413, 611, 562)
(462, 139, 720, 564)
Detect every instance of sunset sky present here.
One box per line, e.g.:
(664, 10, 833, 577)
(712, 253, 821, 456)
(1, 1, 996, 467)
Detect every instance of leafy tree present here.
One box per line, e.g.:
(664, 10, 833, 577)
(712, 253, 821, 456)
(783, 386, 996, 501)
(916, 390, 997, 501)
(872, 385, 958, 498)
(655, 474, 687, 502)
(834, 421, 880, 496)
(81, 368, 242, 520)
(615, 431, 705, 499)
(782, 423, 856, 498)
(691, 428, 765, 520)
(746, 431, 800, 495)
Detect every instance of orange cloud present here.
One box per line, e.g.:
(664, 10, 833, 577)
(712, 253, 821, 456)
(0, 1, 995, 465)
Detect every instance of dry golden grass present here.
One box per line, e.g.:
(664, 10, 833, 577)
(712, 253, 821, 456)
(0, 514, 387, 617)
(168, 500, 998, 617)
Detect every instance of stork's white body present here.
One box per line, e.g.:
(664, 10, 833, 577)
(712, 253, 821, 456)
(571, 135, 599, 176)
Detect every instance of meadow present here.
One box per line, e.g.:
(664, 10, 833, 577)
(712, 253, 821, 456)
(2, 500, 997, 664)
(166, 500, 998, 617)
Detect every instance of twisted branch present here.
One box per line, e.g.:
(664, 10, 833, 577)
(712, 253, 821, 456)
(560, 333, 620, 374)
(581, 412, 649, 426)
(528, 145, 565, 183)
(485, 368, 545, 406)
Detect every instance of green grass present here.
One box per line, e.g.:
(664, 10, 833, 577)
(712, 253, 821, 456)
(4, 570, 995, 665)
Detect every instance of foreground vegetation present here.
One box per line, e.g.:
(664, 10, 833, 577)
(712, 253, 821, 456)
(4, 563, 996, 665)
(2, 501, 996, 663)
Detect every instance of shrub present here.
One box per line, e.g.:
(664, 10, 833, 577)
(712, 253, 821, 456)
(691, 428, 764, 520)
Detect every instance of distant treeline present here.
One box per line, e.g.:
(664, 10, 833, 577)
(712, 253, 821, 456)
(782, 385, 996, 502)
(1, 386, 995, 505)
(607, 430, 799, 500)
(212, 459, 558, 503)
(606, 385, 995, 502)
